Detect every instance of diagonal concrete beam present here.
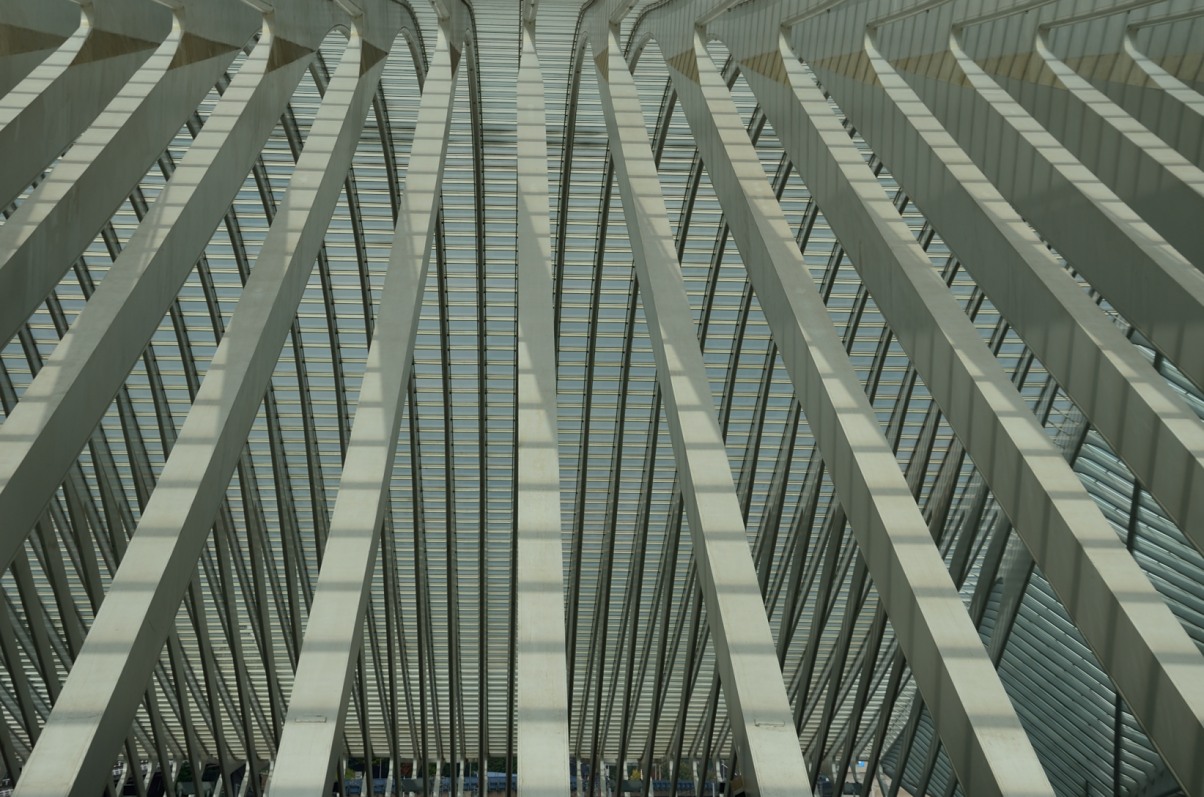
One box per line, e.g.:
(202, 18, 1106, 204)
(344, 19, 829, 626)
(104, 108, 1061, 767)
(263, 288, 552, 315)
(264, 13, 460, 796)
(0, 1, 336, 579)
(0, 0, 77, 95)
(0, 0, 260, 348)
(0, 0, 172, 207)
(702, 1, 1204, 790)
(10, 2, 400, 793)
(638, 12, 1054, 794)
(584, 14, 812, 796)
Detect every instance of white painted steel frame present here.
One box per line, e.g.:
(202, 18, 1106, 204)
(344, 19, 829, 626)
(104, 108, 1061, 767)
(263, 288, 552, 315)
(868, 2, 1204, 392)
(727, 3, 1204, 790)
(0, 1, 76, 96)
(0, 0, 170, 208)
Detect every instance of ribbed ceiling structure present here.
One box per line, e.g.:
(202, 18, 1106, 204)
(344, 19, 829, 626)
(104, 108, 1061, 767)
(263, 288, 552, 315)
(0, 0, 1202, 795)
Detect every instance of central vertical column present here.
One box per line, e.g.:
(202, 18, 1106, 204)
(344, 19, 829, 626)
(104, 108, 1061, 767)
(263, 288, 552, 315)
(514, 13, 573, 797)
(585, 18, 811, 797)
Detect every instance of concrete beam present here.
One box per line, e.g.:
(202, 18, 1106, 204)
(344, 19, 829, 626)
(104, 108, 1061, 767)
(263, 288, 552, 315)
(11, 3, 398, 792)
(265, 13, 459, 796)
(0, 0, 260, 347)
(513, 20, 574, 797)
(585, 15, 812, 796)
(0, 0, 336, 578)
(0, 0, 172, 207)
